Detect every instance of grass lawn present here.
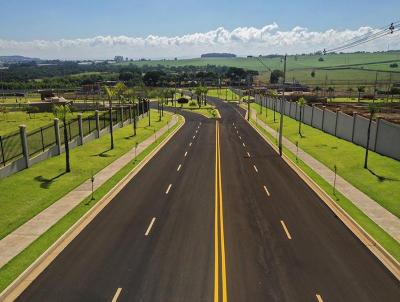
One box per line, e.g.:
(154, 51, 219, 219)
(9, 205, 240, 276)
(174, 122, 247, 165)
(251, 119, 400, 262)
(207, 88, 240, 102)
(0, 109, 172, 240)
(164, 100, 217, 118)
(0, 115, 183, 293)
(0, 111, 99, 136)
(250, 102, 400, 218)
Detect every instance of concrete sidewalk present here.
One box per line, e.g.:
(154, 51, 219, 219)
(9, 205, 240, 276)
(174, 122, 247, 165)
(0, 116, 178, 269)
(250, 109, 400, 243)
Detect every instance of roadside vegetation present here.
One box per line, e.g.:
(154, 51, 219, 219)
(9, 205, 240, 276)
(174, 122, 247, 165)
(249, 102, 400, 218)
(0, 109, 173, 240)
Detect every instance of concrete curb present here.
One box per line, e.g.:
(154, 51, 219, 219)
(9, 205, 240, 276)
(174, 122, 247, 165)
(242, 109, 400, 281)
(0, 116, 185, 302)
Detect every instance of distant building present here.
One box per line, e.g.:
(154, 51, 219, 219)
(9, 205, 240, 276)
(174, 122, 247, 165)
(114, 56, 124, 63)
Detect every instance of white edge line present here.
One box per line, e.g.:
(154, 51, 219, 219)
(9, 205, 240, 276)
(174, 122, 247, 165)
(280, 220, 292, 240)
(165, 184, 172, 194)
(145, 218, 156, 236)
(263, 185, 270, 196)
(112, 288, 122, 302)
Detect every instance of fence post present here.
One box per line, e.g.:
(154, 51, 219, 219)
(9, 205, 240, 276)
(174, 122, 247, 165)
(311, 104, 315, 126)
(321, 106, 326, 132)
(19, 125, 30, 168)
(374, 117, 381, 151)
(0, 136, 5, 166)
(78, 113, 84, 145)
(54, 118, 61, 155)
(351, 112, 357, 143)
(95, 110, 100, 138)
(334, 110, 340, 136)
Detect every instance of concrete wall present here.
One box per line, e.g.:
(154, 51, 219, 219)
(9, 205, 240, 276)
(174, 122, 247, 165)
(303, 105, 313, 125)
(353, 115, 377, 149)
(312, 107, 324, 129)
(256, 94, 400, 161)
(375, 120, 400, 160)
(323, 109, 337, 135)
(336, 111, 354, 142)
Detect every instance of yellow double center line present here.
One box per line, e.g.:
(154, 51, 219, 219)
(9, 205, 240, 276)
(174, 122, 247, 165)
(214, 120, 228, 302)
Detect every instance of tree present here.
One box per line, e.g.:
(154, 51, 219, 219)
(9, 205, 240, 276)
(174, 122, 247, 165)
(364, 105, 377, 169)
(357, 86, 365, 102)
(297, 97, 306, 137)
(313, 86, 321, 96)
(124, 88, 137, 135)
(195, 87, 203, 108)
(53, 104, 72, 173)
(311, 70, 316, 78)
(270, 69, 284, 84)
(103, 86, 116, 149)
(347, 87, 354, 98)
(327, 87, 335, 101)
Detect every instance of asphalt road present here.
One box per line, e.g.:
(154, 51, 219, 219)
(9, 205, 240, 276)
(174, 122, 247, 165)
(16, 101, 400, 301)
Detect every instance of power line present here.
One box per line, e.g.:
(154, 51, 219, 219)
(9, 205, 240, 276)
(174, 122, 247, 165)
(323, 21, 400, 54)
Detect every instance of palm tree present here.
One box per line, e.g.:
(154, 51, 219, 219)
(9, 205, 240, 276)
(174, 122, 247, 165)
(103, 86, 116, 149)
(364, 105, 377, 169)
(357, 86, 365, 102)
(125, 88, 137, 136)
(327, 87, 335, 101)
(347, 87, 354, 98)
(314, 86, 321, 97)
(297, 97, 306, 137)
(53, 104, 72, 173)
(202, 87, 209, 106)
(195, 87, 203, 108)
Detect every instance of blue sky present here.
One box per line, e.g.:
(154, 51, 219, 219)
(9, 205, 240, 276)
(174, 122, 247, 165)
(0, 0, 399, 59)
(1, 0, 399, 40)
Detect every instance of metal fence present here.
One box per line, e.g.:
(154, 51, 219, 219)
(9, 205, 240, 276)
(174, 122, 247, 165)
(0, 104, 150, 170)
(0, 131, 23, 166)
(27, 124, 56, 156)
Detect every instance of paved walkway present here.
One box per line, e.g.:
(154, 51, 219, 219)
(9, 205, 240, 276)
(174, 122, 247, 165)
(0, 116, 178, 269)
(250, 109, 400, 242)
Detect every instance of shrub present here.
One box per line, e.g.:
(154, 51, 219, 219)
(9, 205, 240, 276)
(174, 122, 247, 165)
(318, 57, 324, 62)
(188, 100, 197, 107)
(389, 63, 398, 68)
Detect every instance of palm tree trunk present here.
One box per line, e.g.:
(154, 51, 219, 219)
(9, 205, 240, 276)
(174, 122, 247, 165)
(364, 115, 373, 169)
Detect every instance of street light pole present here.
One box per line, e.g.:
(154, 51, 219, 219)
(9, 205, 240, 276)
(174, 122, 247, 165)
(278, 54, 287, 157)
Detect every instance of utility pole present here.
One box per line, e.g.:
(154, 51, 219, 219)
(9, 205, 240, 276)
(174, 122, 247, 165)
(148, 99, 151, 126)
(278, 54, 287, 156)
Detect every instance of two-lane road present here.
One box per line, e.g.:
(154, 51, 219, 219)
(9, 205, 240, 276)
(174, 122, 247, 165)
(14, 100, 400, 301)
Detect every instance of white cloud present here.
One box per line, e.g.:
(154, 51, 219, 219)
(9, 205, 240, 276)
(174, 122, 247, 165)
(0, 23, 399, 60)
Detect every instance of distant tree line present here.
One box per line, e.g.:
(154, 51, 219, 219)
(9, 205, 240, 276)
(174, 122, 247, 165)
(0, 61, 258, 90)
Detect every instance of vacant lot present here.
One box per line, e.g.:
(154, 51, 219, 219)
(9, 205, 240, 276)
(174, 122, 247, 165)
(0, 111, 98, 136)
